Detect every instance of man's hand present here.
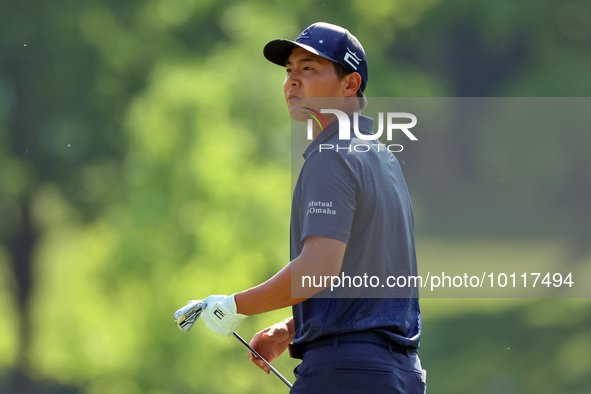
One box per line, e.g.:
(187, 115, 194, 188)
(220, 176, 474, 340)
(248, 318, 294, 374)
(200, 294, 247, 337)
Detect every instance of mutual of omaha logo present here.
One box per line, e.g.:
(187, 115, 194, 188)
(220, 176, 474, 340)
(307, 201, 336, 215)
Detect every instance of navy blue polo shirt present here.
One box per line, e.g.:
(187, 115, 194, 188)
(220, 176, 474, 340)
(290, 114, 421, 349)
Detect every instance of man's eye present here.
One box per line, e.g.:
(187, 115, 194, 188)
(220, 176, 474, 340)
(303, 66, 312, 70)
(286, 69, 292, 74)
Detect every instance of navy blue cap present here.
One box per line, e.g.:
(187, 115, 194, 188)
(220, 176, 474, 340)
(264, 22, 369, 93)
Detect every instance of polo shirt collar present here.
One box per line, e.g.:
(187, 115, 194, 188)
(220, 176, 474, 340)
(303, 114, 374, 159)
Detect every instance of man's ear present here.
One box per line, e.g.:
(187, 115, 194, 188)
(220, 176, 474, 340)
(343, 72, 362, 97)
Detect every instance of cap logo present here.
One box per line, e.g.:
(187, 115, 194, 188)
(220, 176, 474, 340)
(297, 29, 311, 40)
(344, 47, 362, 70)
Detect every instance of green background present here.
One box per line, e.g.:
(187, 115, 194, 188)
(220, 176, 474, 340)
(1, 0, 590, 393)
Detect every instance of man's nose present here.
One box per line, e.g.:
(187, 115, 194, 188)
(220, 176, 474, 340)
(285, 71, 300, 87)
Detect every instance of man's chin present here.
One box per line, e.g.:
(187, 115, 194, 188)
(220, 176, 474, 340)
(288, 109, 309, 123)
(288, 98, 325, 123)
(287, 101, 308, 122)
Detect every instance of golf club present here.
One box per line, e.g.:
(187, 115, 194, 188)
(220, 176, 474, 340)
(173, 300, 293, 389)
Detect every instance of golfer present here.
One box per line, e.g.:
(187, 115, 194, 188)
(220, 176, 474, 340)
(195, 22, 426, 393)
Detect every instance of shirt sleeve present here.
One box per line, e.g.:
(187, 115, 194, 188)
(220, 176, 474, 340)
(299, 150, 358, 244)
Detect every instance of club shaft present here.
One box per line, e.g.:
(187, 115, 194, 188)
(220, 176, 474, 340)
(233, 332, 293, 389)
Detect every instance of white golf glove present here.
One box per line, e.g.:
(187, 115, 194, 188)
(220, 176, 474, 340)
(200, 294, 247, 337)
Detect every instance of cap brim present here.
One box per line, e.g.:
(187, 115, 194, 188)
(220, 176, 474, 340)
(263, 39, 338, 67)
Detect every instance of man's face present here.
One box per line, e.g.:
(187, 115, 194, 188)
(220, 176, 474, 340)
(283, 47, 348, 120)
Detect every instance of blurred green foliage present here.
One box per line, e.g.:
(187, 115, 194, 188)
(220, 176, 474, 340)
(1, 0, 591, 393)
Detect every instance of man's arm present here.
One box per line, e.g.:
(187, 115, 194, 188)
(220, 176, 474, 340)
(193, 235, 345, 338)
(235, 235, 346, 315)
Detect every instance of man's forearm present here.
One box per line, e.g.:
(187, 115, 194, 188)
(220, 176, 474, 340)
(282, 316, 296, 342)
(235, 236, 345, 316)
(235, 263, 307, 315)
